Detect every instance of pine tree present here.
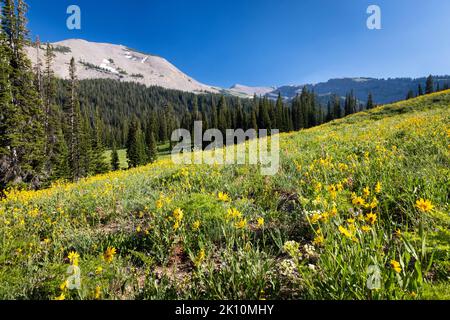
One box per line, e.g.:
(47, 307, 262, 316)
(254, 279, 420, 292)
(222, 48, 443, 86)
(366, 92, 374, 110)
(425, 75, 434, 94)
(147, 131, 157, 163)
(332, 94, 342, 119)
(145, 114, 158, 162)
(91, 108, 109, 174)
(126, 117, 146, 168)
(0, 15, 15, 191)
(0, 0, 45, 188)
(111, 141, 120, 171)
(65, 57, 83, 180)
(217, 95, 229, 134)
(406, 90, 415, 100)
(418, 84, 424, 96)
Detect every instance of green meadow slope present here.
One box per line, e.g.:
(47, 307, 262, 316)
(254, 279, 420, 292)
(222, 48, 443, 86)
(0, 91, 449, 300)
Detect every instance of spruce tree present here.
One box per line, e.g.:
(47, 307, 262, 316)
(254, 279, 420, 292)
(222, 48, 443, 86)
(418, 84, 423, 96)
(65, 57, 83, 180)
(0, 0, 45, 188)
(425, 75, 434, 94)
(111, 142, 120, 171)
(366, 92, 374, 110)
(406, 90, 415, 100)
(91, 108, 109, 174)
(126, 117, 146, 168)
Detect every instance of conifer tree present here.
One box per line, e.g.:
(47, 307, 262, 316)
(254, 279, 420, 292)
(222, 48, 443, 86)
(91, 108, 109, 174)
(332, 94, 342, 119)
(418, 84, 423, 96)
(0, 0, 44, 188)
(425, 75, 434, 94)
(366, 92, 374, 110)
(65, 57, 83, 180)
(126, 117, 146, 168)
(406, 90, 415, 100)
(111, 141, 120, 171)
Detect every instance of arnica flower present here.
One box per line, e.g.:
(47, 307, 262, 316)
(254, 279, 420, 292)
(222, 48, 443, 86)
(390, 260, 402, 273)
(366, 213, 377, 225)
(194, 249, 206, 267)
(235, 218, 248, 229)
(192, 220, 201, 231)
(415, 199, 434, 212)
(54, 293, 65, 301)
(361, 225, 371, 233)
(375, 182, 382, 194)
(226, 208, 242, 220)
(313, 235, 325, 246)
(327, 185, 337, 199)
(68, 251, 80, 266)
(218, 192, 231, 202)
(173, 208, 184, 221)
(95, 266, 103, 275)
(156, 199, 164, 209)
(363, 187, 371, 198)
(104, 247, 117, 263)
(310, 213, 321, 224)
(94, 286, 102, 300)
(352, 195, 366, 207)
(257, 217, 265, 228)
(60, 280, 68, 291)
(338, 225, 353, 239)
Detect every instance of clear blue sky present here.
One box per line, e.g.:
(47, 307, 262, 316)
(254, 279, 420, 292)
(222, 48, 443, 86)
(27, 0, 450, 88)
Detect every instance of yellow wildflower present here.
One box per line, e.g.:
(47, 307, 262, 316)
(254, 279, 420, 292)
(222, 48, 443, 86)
(235, 219, 248, 229)
(226, 208, 242, 220)
(94, 286, 102, 300)
(313, 235, 325, 246)
(67, 251, 80, 266)
(173, 208, 184, 221)
(363, 187, 370, 198)
(218, 192, 231, 202)
(104, 247, 117, 263)
(60, 280, 68, 291)
(352, 195, 366, 207)
(194, 249, 206, 267)
(390, 260, 402, 273)
(415, 199, 434, 212)
(339, 225, 353, 239)
(257, 217, 265, 228)
(375, 182, 382, 194)
(366, 213, 377, 225)
(95, 266, 103, 275)
(361, 225, 371, 233)
(192, 220, 201, 231)
(54, 293, 65, 301)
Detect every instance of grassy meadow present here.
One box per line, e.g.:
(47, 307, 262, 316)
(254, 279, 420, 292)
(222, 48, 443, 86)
(0, 91, 449, 300)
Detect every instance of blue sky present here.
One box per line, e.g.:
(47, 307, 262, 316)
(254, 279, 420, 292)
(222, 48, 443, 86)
(27, 0, 450, 88)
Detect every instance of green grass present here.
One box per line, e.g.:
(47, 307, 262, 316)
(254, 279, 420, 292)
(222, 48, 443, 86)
(1, 90, 449, 300)
(103, 149, 128, 169)
(103, 143, 173, 170)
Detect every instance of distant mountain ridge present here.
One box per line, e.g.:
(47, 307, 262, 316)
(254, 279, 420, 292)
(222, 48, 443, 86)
(27, 39, 450, 104)
(265, 77, 450, 104)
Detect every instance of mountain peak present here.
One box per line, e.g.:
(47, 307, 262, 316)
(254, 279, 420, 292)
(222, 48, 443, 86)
(27, 38, 219, 94)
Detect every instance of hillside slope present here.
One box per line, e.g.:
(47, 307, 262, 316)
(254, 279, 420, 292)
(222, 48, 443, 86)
(1, 91, 449, 300)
